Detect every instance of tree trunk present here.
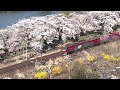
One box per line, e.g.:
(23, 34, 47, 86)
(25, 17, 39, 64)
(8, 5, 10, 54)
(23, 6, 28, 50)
(26, 42, 28, 61)
(35, 51, 38, 67)
(25, 38, 28, 76)
(23, 46, 24, 60)
(3, 48, 9, 59)
(41, 52, 42, 61)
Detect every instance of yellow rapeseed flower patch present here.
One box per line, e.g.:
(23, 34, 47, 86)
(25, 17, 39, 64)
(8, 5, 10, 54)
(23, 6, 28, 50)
(52, 66, 62, 75)
(87, 55, 96, 62)
(103, 55, 111, 60)
(110, 56, 119, 62)
(110, 55, 116, 60)
(35, 71, 48, 79)
(100, 53, 120, 62)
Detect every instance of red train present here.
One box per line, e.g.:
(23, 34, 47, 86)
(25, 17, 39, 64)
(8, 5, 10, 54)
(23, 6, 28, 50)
(64, 32, 120, 54)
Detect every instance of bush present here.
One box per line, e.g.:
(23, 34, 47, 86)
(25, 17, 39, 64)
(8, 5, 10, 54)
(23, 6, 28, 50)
(70, 61, 100, 79)
(100, 53, 120, 62)
(35, 71, 48, 79)
(71, 62, 87, 79)
(52, 66, 63, 75)
(86, 71, 100, 79)
(86, 55, 96, 62)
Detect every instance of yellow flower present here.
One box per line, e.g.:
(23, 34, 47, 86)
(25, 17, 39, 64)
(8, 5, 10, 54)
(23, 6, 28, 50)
(102, 54, 120, 62)
(103, 55, 111, 60)
(79, 58, 84, 64)
(52, 66, 62, 75)
(87, 55, 96, 62)
(110, 56, 119, 62)
(110, 56, 116, 61)
(35, 71, 48, 79)
(100, 53, 111, 60)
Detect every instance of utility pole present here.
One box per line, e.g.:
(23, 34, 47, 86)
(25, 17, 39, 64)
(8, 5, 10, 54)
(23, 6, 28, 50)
(41, 35, 44, 61)
(66, 55, 72, 79)
(25, 35, 28, 76)
(40, 51, 42, 61)
(35, 48, 38, 71)
(26, 37, 28, 61)
(68, 65, 71, 79)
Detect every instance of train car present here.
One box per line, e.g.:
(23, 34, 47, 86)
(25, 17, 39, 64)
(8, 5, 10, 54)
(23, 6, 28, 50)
(108, 32, 120, 41)
(65, 31, 120, 54)
(100, 31, 120, 44)
(65, 38, 101, 54)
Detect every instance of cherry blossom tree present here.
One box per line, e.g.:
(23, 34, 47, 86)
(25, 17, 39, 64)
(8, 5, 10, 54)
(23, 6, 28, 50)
(0, 29, 12, 58)
(1, 11, 120, 56)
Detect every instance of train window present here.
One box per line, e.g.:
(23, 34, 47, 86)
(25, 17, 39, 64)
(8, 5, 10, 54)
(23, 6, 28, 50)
(77, 45, 82, 49)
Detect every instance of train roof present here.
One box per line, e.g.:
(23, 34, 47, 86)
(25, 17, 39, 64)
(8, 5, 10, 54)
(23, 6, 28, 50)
(66, 31, 120, 48)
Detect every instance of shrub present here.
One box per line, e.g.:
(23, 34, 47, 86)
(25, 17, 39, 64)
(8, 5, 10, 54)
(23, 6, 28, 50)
(100, 53, 120, 62)
(86, 71, 100, 79)
(86, 55, 96, 62)
(109, 56, 119, 62)
(71, 62, 87, 79)
(70, 61, 100, 79)
(35, 71, 48, 79)
(103, 54, 111, 60)
(52, 66, 63, 75)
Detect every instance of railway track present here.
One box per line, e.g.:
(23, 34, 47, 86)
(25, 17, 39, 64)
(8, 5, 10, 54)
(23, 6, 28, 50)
(0, 51, 64, 75)
(0, 31, 119, 76)
(0, 33, 99, 75)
